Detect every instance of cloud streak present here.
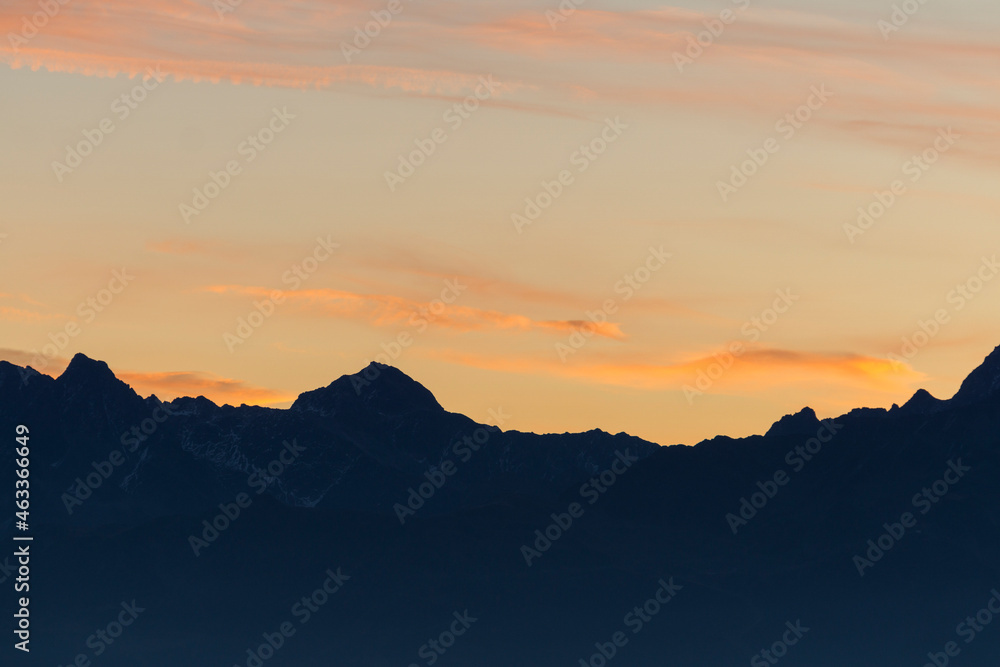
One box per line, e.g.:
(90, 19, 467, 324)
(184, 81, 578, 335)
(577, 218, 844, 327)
(428, 347, 923, 394)
(118, 370, 292, 406)
(0, 0, 521, 95)
(4, 0, 999, 163)
(203, 284, 627, 339)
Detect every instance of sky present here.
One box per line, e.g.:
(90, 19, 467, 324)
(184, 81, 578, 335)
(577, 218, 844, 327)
(1, 0, 999, 446)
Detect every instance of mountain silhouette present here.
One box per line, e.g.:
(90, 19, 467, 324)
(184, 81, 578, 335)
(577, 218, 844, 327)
(951, 344, 1000, 405)
(292, 361, 446, 416)
(1, 349, 999, 666)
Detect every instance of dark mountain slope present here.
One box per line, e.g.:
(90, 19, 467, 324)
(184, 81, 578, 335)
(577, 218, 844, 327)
(1, 348, 999, 666)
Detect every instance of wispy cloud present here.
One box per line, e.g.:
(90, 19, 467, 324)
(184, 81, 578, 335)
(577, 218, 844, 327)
(4, 0, 998, 162)
(0, 293, 62, 323)
(118, 370, 291, 405)
(428, 347, 923, 394)
(0, 306, 62, 323)
(203, 284, 627, 339)
(0, 0, 521, 95)
(146, 238, 248, 260)
(0, 348, 69, 372)
(343, 251, 722, 325)
(2, 48, 513, 95)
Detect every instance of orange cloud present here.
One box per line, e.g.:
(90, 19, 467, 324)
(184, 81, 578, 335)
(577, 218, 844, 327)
(427, 347, 923, 395)
(0, 292, 64, 322)
(0, 0, 523, 95)
(4, 0, 998, 167)
(0, 306, 62, 323)
(0, 349, 289, 406)
(0, 348, 69, 373)
(456, 6, 1000, 75)
(118, 370, 292, 406)
(459, 8, 695, 60)
(1, 46, 516, 95)
(146, 238, 248, 260)
(344, 250, 723, 326)
(445, 7, 1000, 159)
(202, 284, 627, 340)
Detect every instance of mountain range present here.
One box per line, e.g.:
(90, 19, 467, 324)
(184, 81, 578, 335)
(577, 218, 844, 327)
(2, 347, 999, 666)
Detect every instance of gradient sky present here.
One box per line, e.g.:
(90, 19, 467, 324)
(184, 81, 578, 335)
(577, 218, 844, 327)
(2, 0, 999, 446)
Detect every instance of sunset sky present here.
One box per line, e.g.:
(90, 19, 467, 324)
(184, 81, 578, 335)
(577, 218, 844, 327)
(2, 0, 999, 445)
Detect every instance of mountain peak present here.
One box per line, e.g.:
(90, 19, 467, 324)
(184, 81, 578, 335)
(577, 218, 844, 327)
(898, 388, 945, 415)
(0, 360, 38, 391)
(59, 353, 117, 383)
(56, 353, 142, 404)
(765, 407, 820, 438)
(291, 362, 443, 416)
(951, 344, 1000, 406)
(346, 362, 444, 413)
